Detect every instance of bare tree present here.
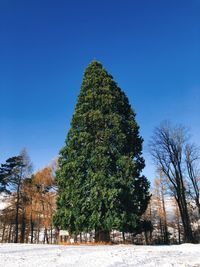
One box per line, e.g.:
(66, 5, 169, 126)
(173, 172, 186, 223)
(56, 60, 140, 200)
(185, 144, 200, 216)
(149, 122, 195, 243)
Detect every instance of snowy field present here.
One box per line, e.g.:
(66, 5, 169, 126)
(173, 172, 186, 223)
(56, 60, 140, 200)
(0, 243, 200, 267)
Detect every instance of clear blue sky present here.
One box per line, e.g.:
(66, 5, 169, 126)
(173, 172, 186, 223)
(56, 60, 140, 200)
(0, 0, 199, 181)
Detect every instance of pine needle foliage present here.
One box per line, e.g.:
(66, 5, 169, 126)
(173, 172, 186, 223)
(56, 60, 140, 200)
(53, 61, 150, 240)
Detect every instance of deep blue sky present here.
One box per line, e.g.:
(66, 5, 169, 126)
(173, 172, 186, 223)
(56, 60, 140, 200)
(0, 0, 200, 181)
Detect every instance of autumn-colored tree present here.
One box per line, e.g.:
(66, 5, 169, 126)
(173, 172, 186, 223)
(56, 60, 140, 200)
(0, 163, 57, 244)
(25, 166, 56, 244)
(153, 172, 169, 244)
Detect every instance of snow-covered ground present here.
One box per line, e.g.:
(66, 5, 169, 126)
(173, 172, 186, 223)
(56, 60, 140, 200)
(0, 243, 200, 267)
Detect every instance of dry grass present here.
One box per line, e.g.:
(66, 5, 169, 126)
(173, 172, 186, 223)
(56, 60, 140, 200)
(58, 241, 114, 246)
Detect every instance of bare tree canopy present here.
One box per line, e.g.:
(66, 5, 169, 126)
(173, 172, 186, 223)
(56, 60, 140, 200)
(185, 143, 200, 215)
(149, 122, 199, 243)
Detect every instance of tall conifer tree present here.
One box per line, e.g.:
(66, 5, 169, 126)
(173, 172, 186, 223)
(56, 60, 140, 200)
(53, 61, 150, 242)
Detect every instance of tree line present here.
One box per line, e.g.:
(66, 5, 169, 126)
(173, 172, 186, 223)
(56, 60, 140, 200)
(0, 61, 199, 244)
(0, 124, 200, 245)
(0, 150, 57, 243)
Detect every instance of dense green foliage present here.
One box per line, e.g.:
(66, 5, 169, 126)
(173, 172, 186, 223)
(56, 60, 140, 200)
(0, 156, 24, 193)
(53, 61, 150, 240)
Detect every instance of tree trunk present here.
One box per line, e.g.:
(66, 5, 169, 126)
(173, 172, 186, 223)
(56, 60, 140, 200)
(1, 222, 6, 242)
(14, 184, 20, 243)
(179, 167, 195, 243)
(95, 229, 110, 243)
(122, 231, 125, 243)
(30, 216, 34, 244)
(176, 192, 194, 243)
(144, 229, 149, 245)
(25, 227, 30, 243)
(37, 226, 40, 243)
(196, 201, 200, 218)
(8, 224, 12, 243)
(161, 185, 169, 244)
(43, 227, 49, 244)
(177, 220, 181, 244)
(80, 232, 82, 243)
(159, 218, 163, 243)
(50, 226, 53, 244)
(20, 211, 26, 243)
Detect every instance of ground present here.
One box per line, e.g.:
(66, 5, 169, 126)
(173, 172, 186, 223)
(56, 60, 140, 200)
(0, 243, 200, 267)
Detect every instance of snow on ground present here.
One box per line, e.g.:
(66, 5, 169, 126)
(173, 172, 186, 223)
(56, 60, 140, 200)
(0, 243, 200, 267)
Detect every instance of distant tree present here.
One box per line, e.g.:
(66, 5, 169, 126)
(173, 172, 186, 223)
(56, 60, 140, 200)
(0, 195, 16, 243)
(171, 198, 182, 244)
(185, 144, 200, 216)
(149, 122, 195, 243)
(53, 61, 150, 242)
(0, 164, 9, 193)
(153, 172, 170, 244)
(32, 167, 56, 244)
(0, 149, 32, 243)
(132, 219, 153, 244)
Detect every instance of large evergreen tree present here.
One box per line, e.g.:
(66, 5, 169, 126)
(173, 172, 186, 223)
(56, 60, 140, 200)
(53, 61, 150, 242)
